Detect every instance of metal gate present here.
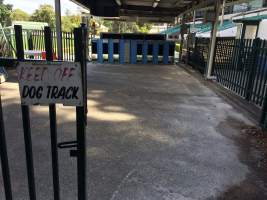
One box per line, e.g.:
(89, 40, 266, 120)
(0, 24, 88, 200)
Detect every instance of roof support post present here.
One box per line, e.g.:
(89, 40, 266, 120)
(221, 0, 225, 26)
(55, 0, 63, 60)
(205, 0, 220, 79)
(192, 10, 196, 30)
(179, 15, 185, 62)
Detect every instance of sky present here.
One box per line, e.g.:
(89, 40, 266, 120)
(3, 0, 85, 15)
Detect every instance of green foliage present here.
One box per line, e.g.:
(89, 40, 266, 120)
(31, 4, 55, 28)
(175, 43, 180, 52)
(102, 20, 153, 33)
(102, 20, 113, 32)
(137, 22, 152, 33)
(11, 9, 30, 21)
(62, 10, 81, 32)
(0, 0, 12, 26)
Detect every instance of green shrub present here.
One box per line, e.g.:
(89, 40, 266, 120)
(175, 43, 180, 52)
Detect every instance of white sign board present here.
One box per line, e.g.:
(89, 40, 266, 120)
(17, 61, 83, 106)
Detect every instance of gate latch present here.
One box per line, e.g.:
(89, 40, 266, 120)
(57, 140, 78, 157)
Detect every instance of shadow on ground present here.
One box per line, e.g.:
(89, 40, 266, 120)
(0, 63, 267, 200)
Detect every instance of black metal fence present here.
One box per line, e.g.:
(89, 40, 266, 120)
(213, 38, 267, 108)
(187, 37, 210, 74)
(0, 25, 87, 200)
(0, 28, 75, 61)
(187, 36, 267, 127)
(0, 29, 14, 58)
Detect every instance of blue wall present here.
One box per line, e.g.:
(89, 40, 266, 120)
(93, 39, 175, 64)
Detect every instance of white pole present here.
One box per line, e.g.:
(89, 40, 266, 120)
(192, 10, 196, 30)
(221, 0, 225, 26)
(206, 0, 220, 79)
(55, 0, 63, 60)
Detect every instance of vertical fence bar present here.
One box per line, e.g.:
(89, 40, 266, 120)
(62, 32, 65, 60)
(260, 85, 267, 129)
(222, 39, 231, 88)
(142, 40, 148, 64)
(253, 40, 264, 103)
(71, 32, 74, 61)
(67, 32, 69, 61)
(81, 24, 88, 117)
(233, 39, 242, 94)
(0, 95, 13, 200)
(28, 32, 33, 59)
(14, 25, 36, 200)
(108, 39, 114, 64)
(259, 43, 267, 105)
(153, 42, 159, 64)
(245, 38, 260, 101)
(97, 39, 103, 63)
(163, 42, 169, 64)
(44, 26, 60, 200)
(74, 26, 87, 200)
(119, 39, 125, 64)
(229, 39, 239, 92)
(237, 39, 248, 96)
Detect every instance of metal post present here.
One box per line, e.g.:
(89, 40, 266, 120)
(192, 10, 196, 30)
(55, 0, 63, 60)
(179, 15, 185, 62)
(221, 0, 226, 26)
(44, 26, 60, 200)
(206, 0, 220, 79)
(80, 23, 88, 117)
(14, 25, 36, 200)
(74, 26, 87, 200)
(0, 95, 13, 200)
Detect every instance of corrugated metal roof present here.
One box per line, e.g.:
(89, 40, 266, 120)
(72, 0, 242, 22)
(233, 14, 267, 22)
(161, 20, 236, 35)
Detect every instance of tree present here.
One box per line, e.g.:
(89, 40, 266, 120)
(0, 0, 12, 26)
(31, 4, 55, 28)
(137, 22, 152, 33)
(102, 20, 152, 33)
(103, 20, 113, 32)
(62, 10, 81, 32)
(11, 9, 30, 21)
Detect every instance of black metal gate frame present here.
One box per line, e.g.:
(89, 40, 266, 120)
(0, 24, 88, 200)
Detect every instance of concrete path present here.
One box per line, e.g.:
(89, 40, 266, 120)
(1, 64, 267, 200)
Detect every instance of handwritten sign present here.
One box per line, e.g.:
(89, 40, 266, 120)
(17, 61, 83, 106)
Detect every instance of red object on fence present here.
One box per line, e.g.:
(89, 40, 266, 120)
(41, 52, 46, 60)
(41, 52, 58, 60)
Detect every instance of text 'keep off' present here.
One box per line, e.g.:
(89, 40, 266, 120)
(17, 61, 84, 106)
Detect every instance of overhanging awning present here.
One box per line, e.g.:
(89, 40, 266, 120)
(233, 14, 267, 23)
(72, 0, 244, 23)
